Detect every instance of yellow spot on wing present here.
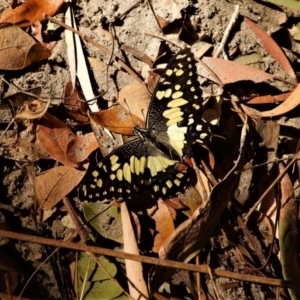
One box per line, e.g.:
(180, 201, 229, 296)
(97, 179, 103, 187)
(166, 69, 173, 76)
(165, 88, 172, 98)
(92, 170, 99, 177)
(140, 156, 146, 174)
(167, 98, 188, 108)
(200, 133, 208, 139)
(167, 123, 187, 156)
(172, 91, 183, 99)
(176, 54, 187, 59)
(117, 169, 123, 181)
(166, 116, 183, 126)
(163, 108, 184, 120)
(176, 69, 184, 76)
(123, 162, 131, 183)
(110, 155, 119, 164)
(166, 180, 173, 188)
(156, 90, 165, 100)
(174, 179, 181, 186)
(188, 118, 194, 125)
(82, 185, 87, 196)
(134, 156, 140, 175)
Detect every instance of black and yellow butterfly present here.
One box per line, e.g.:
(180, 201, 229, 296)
(80, 48, 210, 201)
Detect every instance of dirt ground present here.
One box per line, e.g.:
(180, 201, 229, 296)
(0, 0, 300, 299)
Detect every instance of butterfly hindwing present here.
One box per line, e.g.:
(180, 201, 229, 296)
(81, 139, 193, 201)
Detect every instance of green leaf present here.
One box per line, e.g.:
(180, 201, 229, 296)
(83, 202, 123, 243)
(234, 53, 265, 71)
(78, 252, 117, 281)
(267, 0, 300, 10)
(80, 279, 123, 300)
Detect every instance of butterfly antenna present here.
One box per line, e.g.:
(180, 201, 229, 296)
(123, 97, 139, 127)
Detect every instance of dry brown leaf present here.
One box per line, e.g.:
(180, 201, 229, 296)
(244, 17, 296, 79)
(0, 0, 64, 27)
(152, 200, 175, 253)
(66, 132, 99, 163)
(246, 91, 293, 104)
(15, 99, 50, 119)
(255, 83, 300, 117)
(118, 83, 151, 121)
(157, 14, 170, 30)
(0, 23, 51, 70)
(36, 112, 78, 168)
(201, 57, 273, 84)
(35, 163, 89, 210)
(89, 106, 145, 135)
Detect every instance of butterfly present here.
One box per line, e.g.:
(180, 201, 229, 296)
(80, 48, 210, 201)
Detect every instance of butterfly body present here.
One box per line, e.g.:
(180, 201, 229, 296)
(80, 48, 211, 201)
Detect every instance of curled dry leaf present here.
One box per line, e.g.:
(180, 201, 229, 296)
(89, 106, 145, 135)
(0, 0, 64, 27)
(118, 83, 151, 121)
(0, 23, 51, 70)
(35, 163, 89, 210)
(201, 57, 273, 84)
(36, 112, 78, 168)
(246, 91, 292, 104)
(255, 83, 300, 117)
(15, 99, 50, 119)
(244, 17, 296, 79)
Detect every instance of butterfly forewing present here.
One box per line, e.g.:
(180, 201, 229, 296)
(147, 48, 210, 157)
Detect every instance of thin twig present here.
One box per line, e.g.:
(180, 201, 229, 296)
(144, 31, 183, 49)
(244, 151, 300, 222)
(44, 14, 143, 84)
(213, 5, 239, 58)
(1, 229, 300, 290)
